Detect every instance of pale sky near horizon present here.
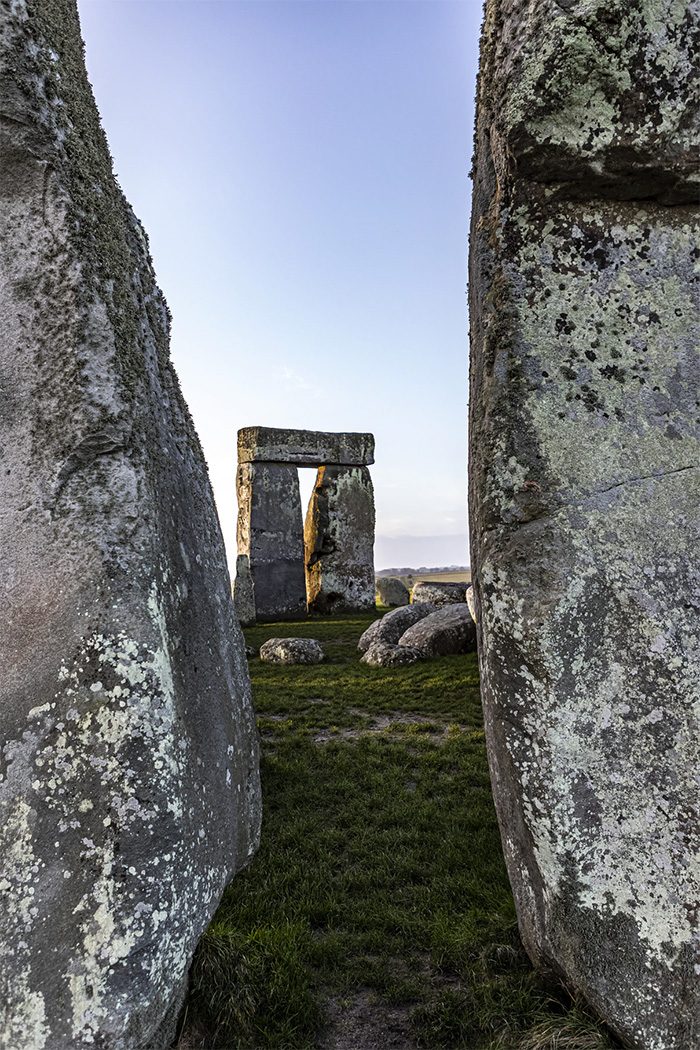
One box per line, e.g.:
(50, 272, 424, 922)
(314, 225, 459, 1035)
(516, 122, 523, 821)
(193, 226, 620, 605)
(76, 0, 483, 571)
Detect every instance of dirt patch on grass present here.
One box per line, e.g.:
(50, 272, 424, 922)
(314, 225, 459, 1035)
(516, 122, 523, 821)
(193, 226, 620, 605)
(318, 991, 416, 1050)
(313, 714, 472, 745)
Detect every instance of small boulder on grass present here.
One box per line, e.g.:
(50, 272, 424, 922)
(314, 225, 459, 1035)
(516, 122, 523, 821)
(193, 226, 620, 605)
(361, 641, 425, 667)
(259, 638, 325, 665)
(357, 602, 436, 653)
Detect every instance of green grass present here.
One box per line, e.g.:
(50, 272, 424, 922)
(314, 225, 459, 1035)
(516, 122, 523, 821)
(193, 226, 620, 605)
(178, 613, 619, 1050)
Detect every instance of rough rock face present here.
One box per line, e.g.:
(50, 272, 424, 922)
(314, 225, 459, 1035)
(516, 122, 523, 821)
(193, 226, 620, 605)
(361, 642, 425, 668)
(411, 581, 468, 607)
(238, 426, 374, 467)
(259, 637, 325, 665)
(357, 603, 437, 654)
(375, 576, 410, 607)
(305, 465, 376, 614)
(398, 606, 477, 657)
(235, 462, 307, 622)
(469, 2, 700, 1047)
(0, 3, 261, 1048)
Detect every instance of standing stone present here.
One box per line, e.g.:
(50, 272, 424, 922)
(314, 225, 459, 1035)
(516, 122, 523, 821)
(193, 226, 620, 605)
(469, 3, 700, 1048)
(236, 461, 307, 622)
(305, 465, 376, 614)
(0, 3, 261, 1048)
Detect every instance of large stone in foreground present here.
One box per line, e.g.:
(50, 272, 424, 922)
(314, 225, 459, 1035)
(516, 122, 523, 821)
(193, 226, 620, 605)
(469, 3, 700, 1047)
(0, 3, 261, 1047)
(305, 465, 376, 614)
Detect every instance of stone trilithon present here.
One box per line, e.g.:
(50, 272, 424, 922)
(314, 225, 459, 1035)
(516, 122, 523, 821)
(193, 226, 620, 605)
(235, 427, 376, 622)
(469, 2, 700, 1048)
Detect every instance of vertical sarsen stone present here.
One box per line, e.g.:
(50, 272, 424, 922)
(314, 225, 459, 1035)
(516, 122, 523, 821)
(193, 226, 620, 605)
(469, 2, 699, 1048)
(304, 465, 376, 614)
(0, 2, 261, 1048)
(236, 461, 307, 622)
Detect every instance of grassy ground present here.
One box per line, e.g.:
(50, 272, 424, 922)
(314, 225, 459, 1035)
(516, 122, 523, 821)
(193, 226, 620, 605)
(177, 612, 618, 1050)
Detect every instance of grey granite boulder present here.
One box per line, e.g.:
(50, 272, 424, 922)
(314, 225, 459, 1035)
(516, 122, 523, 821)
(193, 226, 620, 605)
(357, 603, 437, 653)
(0, 3, 261, 1048)
(259, 637, 325, 665)
(398, 605, 477, 657)
(412, 581, 469, 607)
(375, 576, 410, 607)
(469, 1, 700, 1046)
(361, 642, 425, 668)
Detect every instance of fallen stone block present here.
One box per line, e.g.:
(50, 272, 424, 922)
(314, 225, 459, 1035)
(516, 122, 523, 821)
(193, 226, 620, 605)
(398, 605, 477, 657)
(357, 603, 437, 653)
(412, 581, 469, 607)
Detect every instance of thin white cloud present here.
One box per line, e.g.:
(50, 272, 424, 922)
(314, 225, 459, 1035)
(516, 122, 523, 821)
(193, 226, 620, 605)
(275, 366, 322, 398)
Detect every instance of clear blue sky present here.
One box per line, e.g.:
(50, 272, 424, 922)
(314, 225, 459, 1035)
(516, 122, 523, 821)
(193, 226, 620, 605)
(76, 0, 483, 570)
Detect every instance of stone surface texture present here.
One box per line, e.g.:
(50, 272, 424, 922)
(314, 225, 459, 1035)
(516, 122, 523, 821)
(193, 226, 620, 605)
(238, 427, 374, 467)
(357, 603, 437, 654)
(469, 2, 700, 1047)
(360, 642, 425, 668)
(398, 606, 477, 657)
(411, 581, 469, 607)
(0, 2, 262, 1048)
(465, 586, 476, 623)
(375, 576, 411, 607)
(236, 461, 307, 622)
(259, 637, 325, 665)
(305, 465, 376, 614)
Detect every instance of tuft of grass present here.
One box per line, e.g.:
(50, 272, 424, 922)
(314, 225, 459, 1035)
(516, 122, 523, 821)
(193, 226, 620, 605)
(180, 611, 618, 1049)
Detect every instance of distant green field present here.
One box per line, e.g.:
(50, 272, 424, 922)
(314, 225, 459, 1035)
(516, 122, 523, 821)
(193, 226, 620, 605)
(178, 613, 616, 1050)
(400, 570, 471, 585)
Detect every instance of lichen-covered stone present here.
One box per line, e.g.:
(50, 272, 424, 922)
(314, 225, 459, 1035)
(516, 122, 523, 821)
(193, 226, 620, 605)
(398, 605, 477, 657)
(483, 0, 699, 204)
(238, 426, 374, 466)
(305, 465, 376, 614)
(0, 2, 261, 1047)
(357, 603, 437, 654)
(411, 581, 469, 607)
(360, 642, 425, 668)
(375, 576, 410, 607)
(259, 637, 325, 665)
(465, 586, 476, 622)
(236, 461, 307, 622)
(470, 3, 700, 1046)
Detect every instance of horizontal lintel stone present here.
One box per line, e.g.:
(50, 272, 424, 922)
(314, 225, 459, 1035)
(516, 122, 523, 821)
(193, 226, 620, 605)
(238, 426, 375, 466)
